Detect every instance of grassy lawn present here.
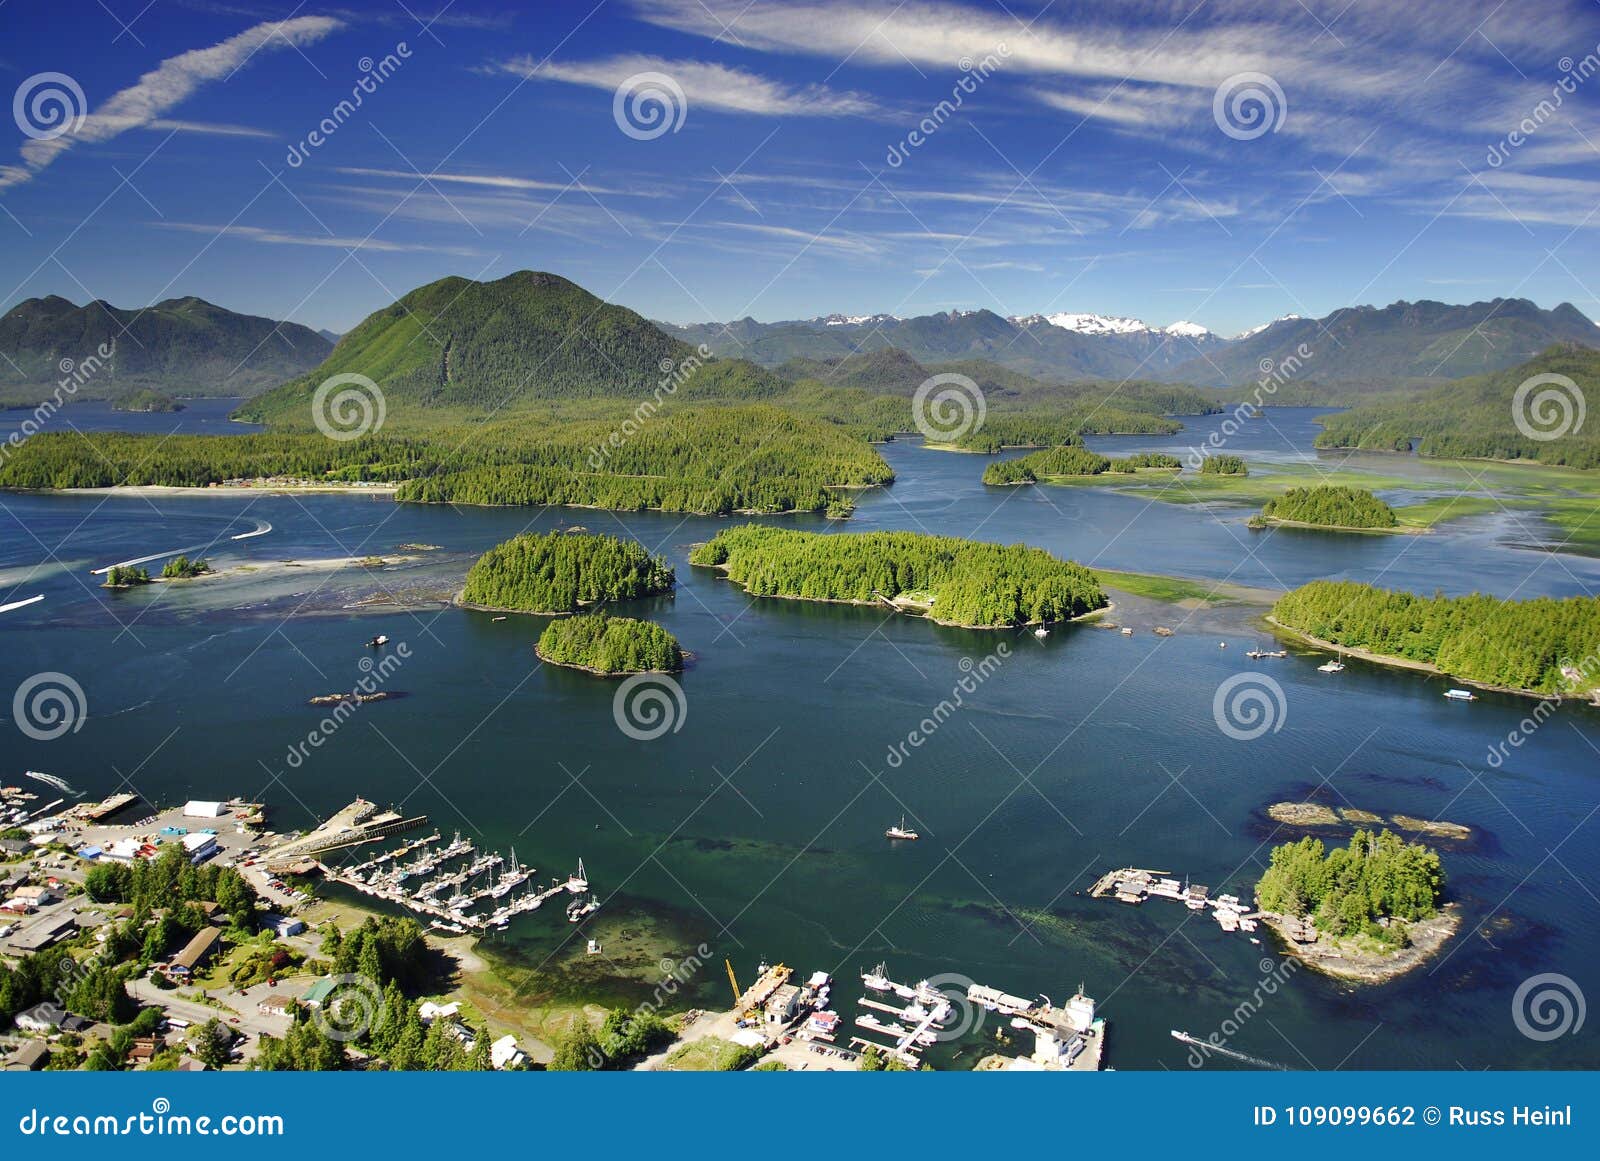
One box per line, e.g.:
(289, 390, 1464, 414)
(1091, 568, 1262, 606)
(661, 1036, 761, 1071)
(1042, 453, 1600, 552)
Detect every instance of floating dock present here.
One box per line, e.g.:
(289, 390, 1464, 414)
(1090, 866, 1261, 934)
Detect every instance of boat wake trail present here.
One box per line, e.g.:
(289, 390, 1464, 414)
(25, 770, 79, 797)
(0, 594, 44, 614)
(1172, 1031, 1290, 1070)
(92, 517, 272, 573)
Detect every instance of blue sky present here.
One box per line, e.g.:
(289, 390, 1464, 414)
(1, 0, 1598, 337)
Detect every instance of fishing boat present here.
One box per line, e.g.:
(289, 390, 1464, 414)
(1444, 688, 1478, 701)
(1120, 627, 1134, 636)
(863, 963, 893, 992)
(1033, 626, 1049, 638)
(885, 816, 920, 841)
(491, 616, 507, 622)
(365, 634, 389, 648)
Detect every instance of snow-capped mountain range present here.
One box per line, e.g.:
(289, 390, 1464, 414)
(656, 298, 1596, 385)
(1010, 312, 1214, 338)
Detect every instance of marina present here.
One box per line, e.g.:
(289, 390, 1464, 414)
(324, 835, 599, 934)
(1089, 867, 1262, 934)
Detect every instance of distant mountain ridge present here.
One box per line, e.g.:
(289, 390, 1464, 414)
(1168, 298, 1599, 385)
(660, 307, 1231, 382)
(0, 295, 332, 406)
(661, 298, 1596, 388)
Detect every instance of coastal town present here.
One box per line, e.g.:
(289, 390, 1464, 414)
(1, 784, 1108, 1073)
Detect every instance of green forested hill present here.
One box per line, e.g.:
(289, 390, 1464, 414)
(237, 271, 791, 426)
(1313, 346, 1600, 467)
(0, 295, 332, 406)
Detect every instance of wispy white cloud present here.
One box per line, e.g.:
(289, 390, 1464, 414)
(334, 166, 646, 197)
(147, 119, 277, 139)
(153, 220, 481, 255)
(495, 53, 878, 118)
(2, 16, 340, 190)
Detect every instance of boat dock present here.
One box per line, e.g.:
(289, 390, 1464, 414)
(966, 980, 1106, 1072)
(320, 830, 598, 934)
(265, 797, 428, 865)
(1090, 866, 1262, 934)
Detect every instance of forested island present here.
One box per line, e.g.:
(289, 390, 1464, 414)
(1198, 454, 1248, 475)
(1270, 579, 1600, 696)
(0, 406, 891, 520)
(1257, 830, 1454, 980)
(690, 525, 1106, 627)
(461, 531, 675, 613)
(112, 390, 184, 413)
(102, 565, 150, 588)
(161, 554, 211, 578)
(536, 612, 683, 674)
(1249, 485, 1399, 530)
(983, 446, 1181, 484)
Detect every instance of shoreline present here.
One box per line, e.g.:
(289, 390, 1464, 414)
(1264, 904, 1462, 984)
(533, 641, 682, 677)
(1251, 515, 1421, 536)
(1264, 615, 1587, 702)
(42, 482, 399, 498)
(692, 559, 1111, 629)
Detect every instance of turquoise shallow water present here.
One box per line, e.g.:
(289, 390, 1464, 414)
(0, 407, 1596, 1069)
